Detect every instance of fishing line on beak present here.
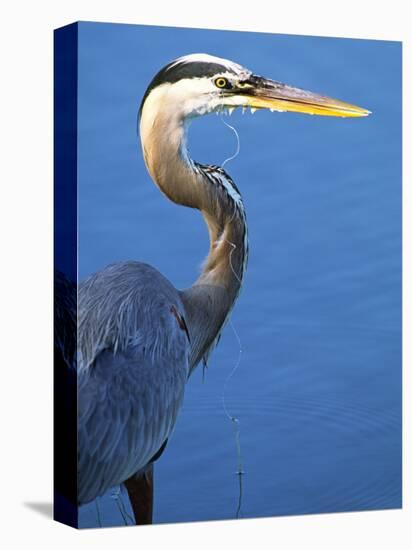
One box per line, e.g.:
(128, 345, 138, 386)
(217, 113, 244, 517)
(220, 115, 241, 168)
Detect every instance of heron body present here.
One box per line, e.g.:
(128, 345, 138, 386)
(77, 53, 369, 524)
(78, 262, 189, 504)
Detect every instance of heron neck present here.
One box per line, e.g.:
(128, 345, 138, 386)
(140, 107, 248, 371)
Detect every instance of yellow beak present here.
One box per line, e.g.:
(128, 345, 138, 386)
(241, 76, 370, 118)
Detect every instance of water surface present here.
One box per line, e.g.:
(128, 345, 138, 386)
(77, 22, 401, 527)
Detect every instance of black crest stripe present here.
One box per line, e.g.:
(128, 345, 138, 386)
(139, 60, 238, 116)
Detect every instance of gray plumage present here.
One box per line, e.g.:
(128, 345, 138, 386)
(78, 262, 189, 503)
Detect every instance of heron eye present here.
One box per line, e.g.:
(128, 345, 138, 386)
(214, 77, 230, 89)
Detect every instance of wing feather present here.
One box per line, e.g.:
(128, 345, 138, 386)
(78, 262, 190, 503)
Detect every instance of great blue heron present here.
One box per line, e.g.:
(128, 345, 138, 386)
(77, 53, 369, 525)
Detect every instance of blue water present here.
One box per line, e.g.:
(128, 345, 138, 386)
(77, 22, 402, 527)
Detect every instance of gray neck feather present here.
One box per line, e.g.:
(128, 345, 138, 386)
(140, 102, 248, 373)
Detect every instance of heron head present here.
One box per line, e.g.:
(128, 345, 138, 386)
(139, 53, 370, 122)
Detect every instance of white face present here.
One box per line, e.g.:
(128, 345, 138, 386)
(142, 73, 254, 123)
(141, 54, 254, 123)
